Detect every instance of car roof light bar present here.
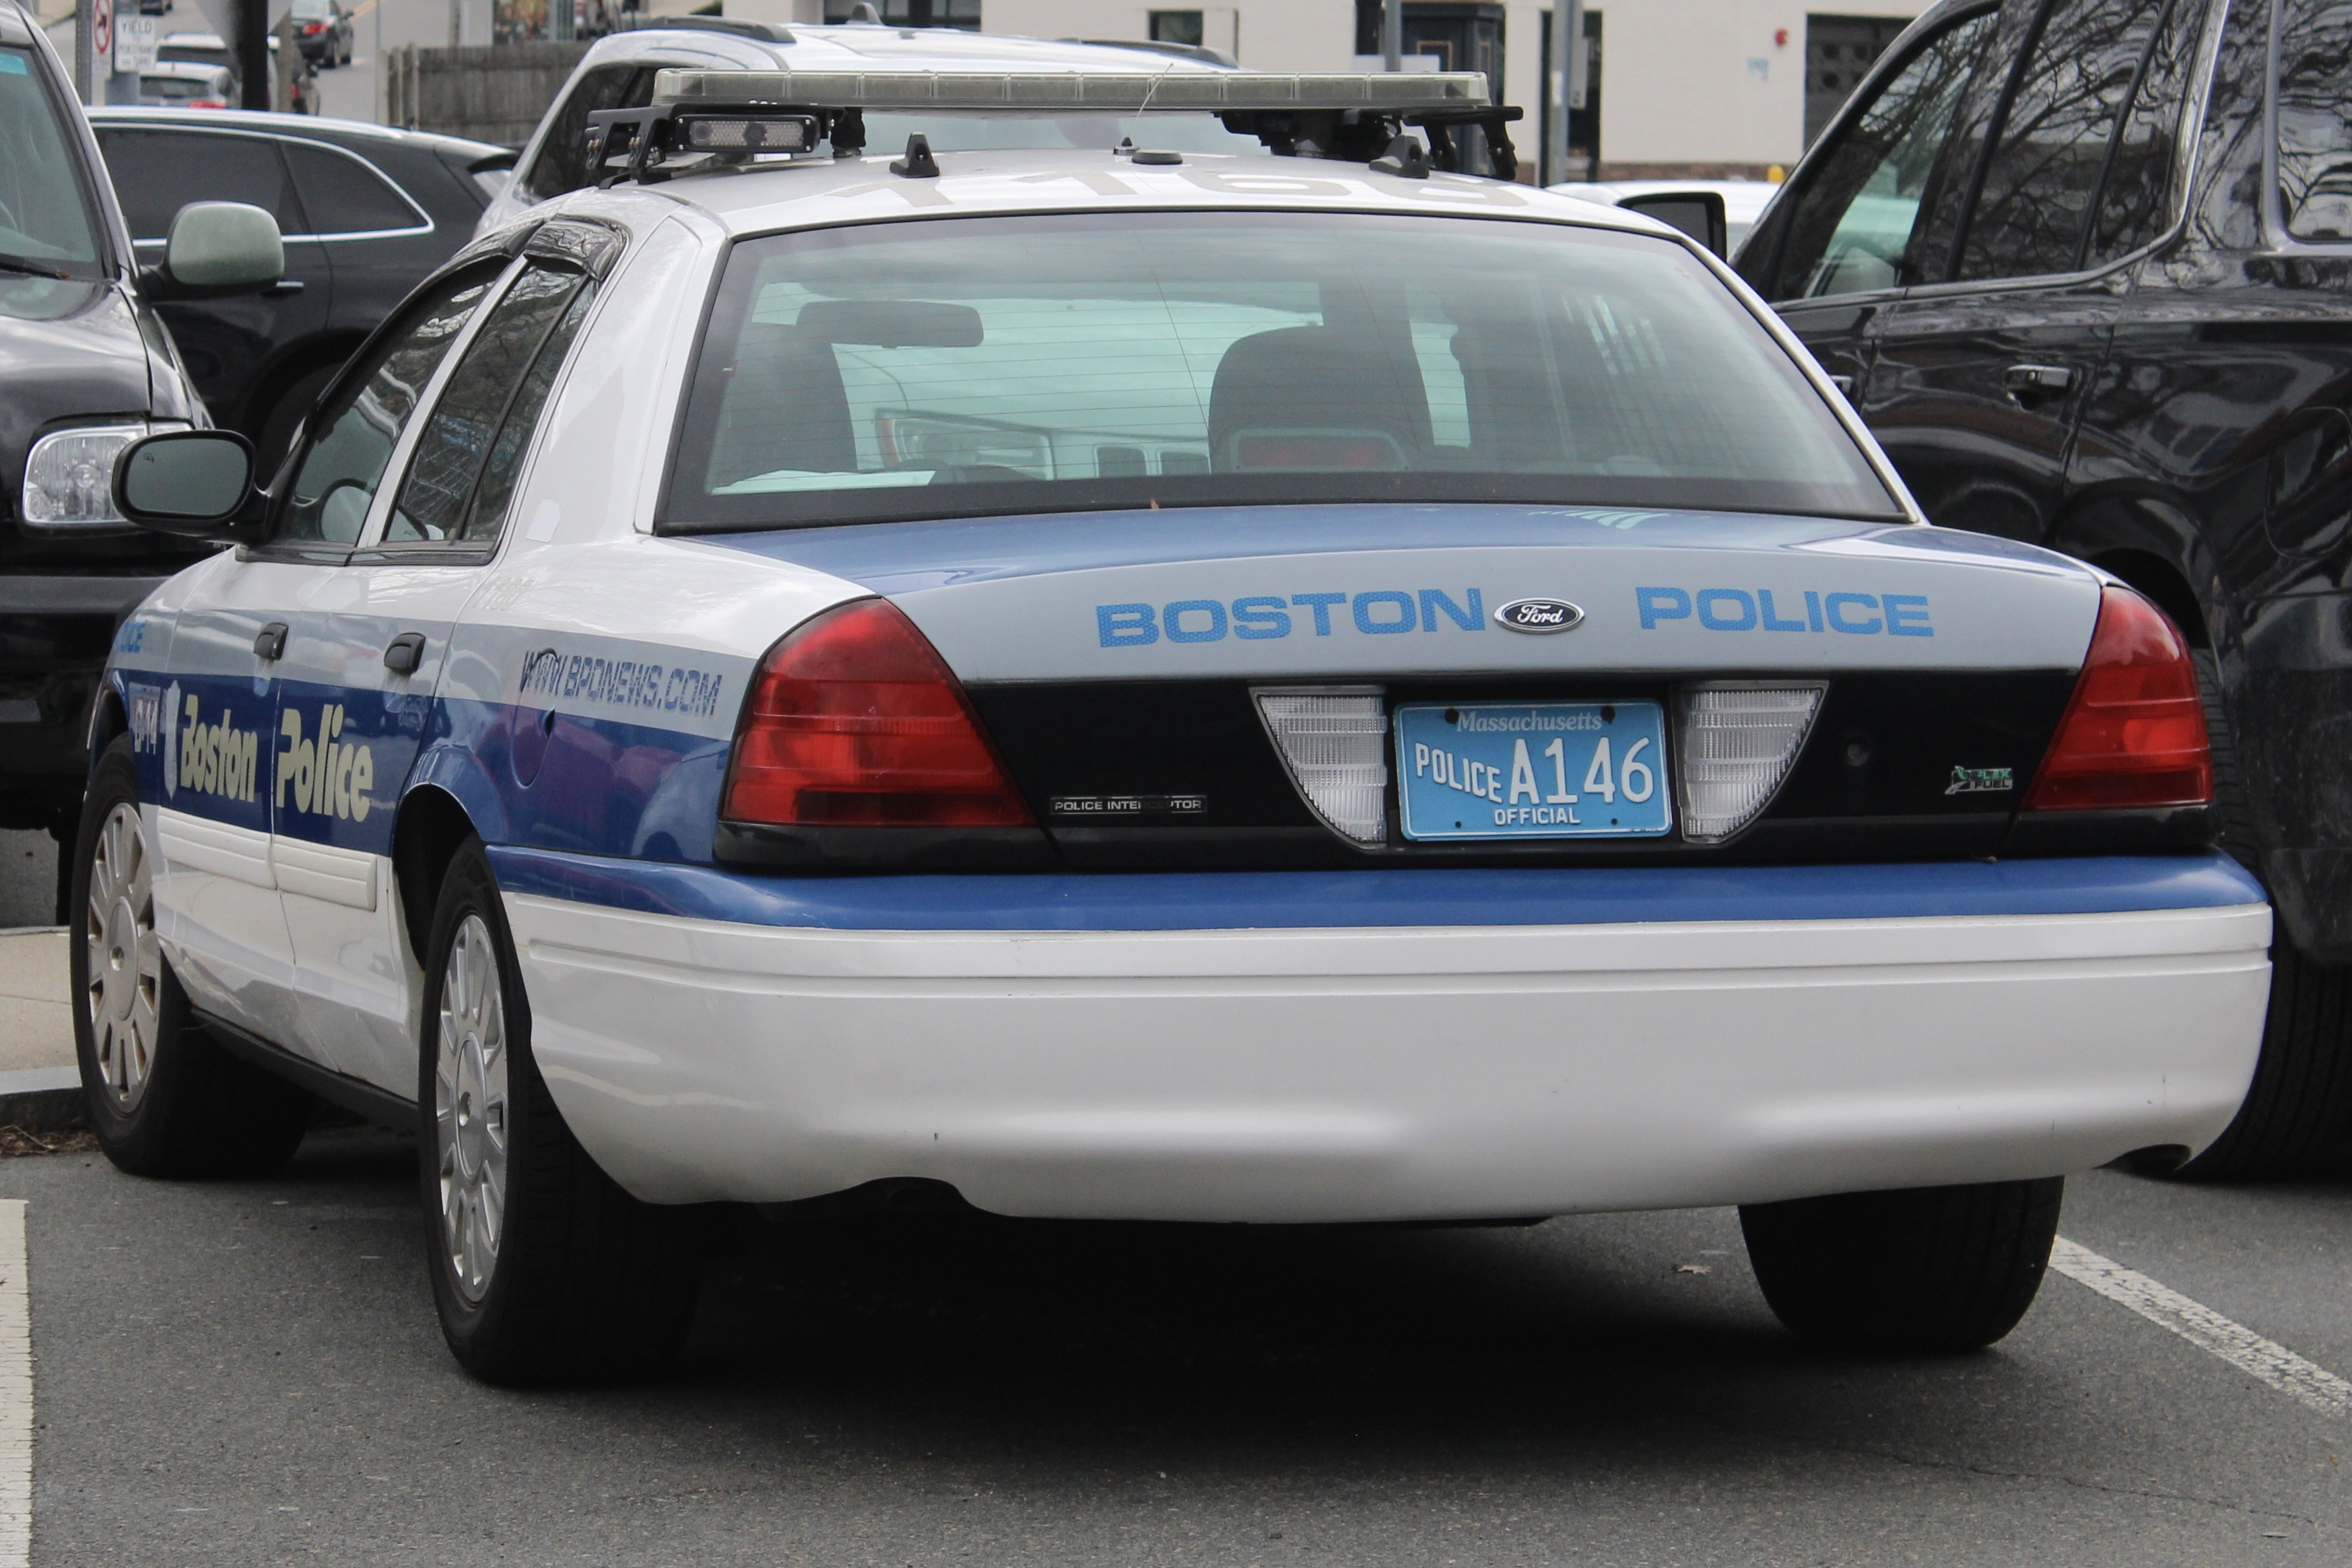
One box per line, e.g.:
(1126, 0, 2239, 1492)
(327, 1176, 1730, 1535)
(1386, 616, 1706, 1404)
(650, 68, 1492, 112)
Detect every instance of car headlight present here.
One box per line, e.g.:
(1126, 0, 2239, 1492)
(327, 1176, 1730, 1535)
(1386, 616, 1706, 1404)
(20, 423, 165, 531)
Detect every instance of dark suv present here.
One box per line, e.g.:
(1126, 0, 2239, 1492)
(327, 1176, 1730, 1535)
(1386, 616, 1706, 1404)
(0, 1, 281, 866)
(87, 108, 512, 470)
(1739, 0, 2352, 1177)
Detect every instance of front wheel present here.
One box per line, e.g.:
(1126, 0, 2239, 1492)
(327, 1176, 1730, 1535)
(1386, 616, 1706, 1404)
(418, 838, 701, 1384)
(1740, 1178, 2063, 1353)
(71, 735, 311, 1178)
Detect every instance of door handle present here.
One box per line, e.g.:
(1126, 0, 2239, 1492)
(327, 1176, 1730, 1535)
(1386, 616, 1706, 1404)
(2004, 363, 2075, 399)
(254, 621, 288, 662)
(382, 632, 426, 675)
(262, 279, 305, 297)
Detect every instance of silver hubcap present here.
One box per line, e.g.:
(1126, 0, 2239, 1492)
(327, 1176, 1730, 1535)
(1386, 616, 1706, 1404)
(82, 803, 160, 1112)
(434, 914, 509, 1305)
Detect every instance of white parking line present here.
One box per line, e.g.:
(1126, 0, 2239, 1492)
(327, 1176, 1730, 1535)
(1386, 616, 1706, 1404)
(2051, 1236, 2352, 1419)
(0, 1200, 28, 1566)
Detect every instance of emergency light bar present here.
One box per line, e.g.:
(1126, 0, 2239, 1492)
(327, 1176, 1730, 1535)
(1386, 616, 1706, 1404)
(650, 69, 1493, 112)
(586, 69, 1520, 187)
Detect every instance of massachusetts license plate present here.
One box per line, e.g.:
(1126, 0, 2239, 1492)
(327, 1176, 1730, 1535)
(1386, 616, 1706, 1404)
(1395, 701, 1673, 841)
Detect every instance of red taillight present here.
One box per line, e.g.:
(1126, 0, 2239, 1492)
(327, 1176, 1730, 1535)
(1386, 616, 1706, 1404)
(302, 21, 324, 32)
(2023, 584, 2211, 811)
(721, 598, 1032, 827)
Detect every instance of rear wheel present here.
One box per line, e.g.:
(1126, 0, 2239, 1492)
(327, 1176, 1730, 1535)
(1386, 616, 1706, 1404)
(419, 839, 701, 1384)
(1740, 1178, 2063, 1353)
(2173, 648, 2352, 1178)
(71, 736, 311, 1178)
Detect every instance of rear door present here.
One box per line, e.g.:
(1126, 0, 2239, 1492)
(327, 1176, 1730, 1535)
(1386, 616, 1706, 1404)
(248, 261, 502, 1075)
(1737, 7, 2004, 403)
(1864, 0, 2205, 541)
(271, 238, 609, 1093)
(91, 124, 332, 427)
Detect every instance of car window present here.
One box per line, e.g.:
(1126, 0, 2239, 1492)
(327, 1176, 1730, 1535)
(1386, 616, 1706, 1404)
(2277, 0, 2352, 239)
(1764, 10, 2000, 300)
(384, 263, 595, 546)
(522, 64, 648, 203)
(1954, 0, 2196, 281)
(277, 270, 496, 545)
(94, 128, 305, 242)
(2083, 0, 2203, 265)
(667, 211, 1900, 531)
(280, 141, 422, 236)
(0, 45, 102, 277)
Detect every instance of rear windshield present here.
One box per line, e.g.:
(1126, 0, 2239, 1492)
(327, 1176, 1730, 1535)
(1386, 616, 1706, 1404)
(663, 210, 1900, 532)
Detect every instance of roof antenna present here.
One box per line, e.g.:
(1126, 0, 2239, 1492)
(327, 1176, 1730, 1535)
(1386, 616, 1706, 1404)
(1120, 60, 1174, 154)
(845, 1, 883, 21)
(891, 133, 940, 178)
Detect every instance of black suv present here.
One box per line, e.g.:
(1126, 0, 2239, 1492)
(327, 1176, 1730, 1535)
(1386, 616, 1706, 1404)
(0, 2, 281, 863)
(1739, 0, 2352, 1177)
(86, 108, 512, 470)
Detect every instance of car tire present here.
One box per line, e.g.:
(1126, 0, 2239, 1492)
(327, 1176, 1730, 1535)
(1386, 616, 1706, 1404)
(2169, 647, 2352, 1180)
(418, 838, 702, 1385)
(70, 735, 312, 1179)
(1739, 1178, 2063, 1353)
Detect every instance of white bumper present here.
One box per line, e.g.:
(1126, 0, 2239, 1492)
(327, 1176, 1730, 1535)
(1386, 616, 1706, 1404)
(506, 891, 2272, 1221)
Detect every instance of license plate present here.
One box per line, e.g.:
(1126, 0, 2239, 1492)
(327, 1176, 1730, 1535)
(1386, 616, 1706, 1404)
(1395, 701, 1673, 841)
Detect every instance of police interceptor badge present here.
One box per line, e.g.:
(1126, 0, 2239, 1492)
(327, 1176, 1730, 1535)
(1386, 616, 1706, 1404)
(1494, 597, 1585, 634)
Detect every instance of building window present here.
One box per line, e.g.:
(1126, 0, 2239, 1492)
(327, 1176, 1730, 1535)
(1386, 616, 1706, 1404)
(823, 0, 981, 27)
(1805, 14, 1914, 147)
(1149, 10, 1205, 46)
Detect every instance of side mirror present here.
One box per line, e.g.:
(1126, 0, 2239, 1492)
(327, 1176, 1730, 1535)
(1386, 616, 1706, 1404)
(112, 430, 263, 539)
(1618, 191, 1731, 258)
(140, 202, 283, 301)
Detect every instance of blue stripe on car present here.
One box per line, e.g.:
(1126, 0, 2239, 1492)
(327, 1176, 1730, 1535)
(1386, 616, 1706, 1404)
(485, 846, 2264, 932)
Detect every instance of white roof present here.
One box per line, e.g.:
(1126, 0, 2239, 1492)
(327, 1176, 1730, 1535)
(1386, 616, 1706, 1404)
(595, 146, 1685, 243)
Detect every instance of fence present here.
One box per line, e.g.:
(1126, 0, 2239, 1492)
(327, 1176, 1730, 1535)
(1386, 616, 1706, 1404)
(384, 42, 591, 147)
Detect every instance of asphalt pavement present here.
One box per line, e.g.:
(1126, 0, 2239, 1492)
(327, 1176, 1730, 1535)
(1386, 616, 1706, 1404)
(2, 1128, 2348, 1566)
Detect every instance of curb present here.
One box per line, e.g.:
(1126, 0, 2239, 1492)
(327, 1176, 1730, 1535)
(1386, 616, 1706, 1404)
(0, 1068, 83, 1133)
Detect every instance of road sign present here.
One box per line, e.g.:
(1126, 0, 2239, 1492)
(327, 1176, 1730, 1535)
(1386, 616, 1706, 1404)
(91, 0, 110, 58)
(115, 14, 157, 73)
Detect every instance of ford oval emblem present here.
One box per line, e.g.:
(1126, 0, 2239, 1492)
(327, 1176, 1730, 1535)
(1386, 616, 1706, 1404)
(1493, 597, 1585, 634)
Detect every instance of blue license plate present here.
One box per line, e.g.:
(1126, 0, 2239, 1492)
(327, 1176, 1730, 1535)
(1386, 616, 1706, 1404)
(1395, 701, 1673, 841)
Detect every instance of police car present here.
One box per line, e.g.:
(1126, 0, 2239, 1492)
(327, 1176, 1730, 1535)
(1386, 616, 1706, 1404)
(84, 67, 2269, 1384)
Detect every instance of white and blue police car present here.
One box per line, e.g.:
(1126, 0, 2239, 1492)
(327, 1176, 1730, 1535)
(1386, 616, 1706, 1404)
(83, 67, 2269, 1382)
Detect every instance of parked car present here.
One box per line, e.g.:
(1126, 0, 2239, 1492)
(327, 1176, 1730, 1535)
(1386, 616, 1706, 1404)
(1547, 178, 1780, 256)
(477, 18, 1245, 236)
(137, 61, 233, 108)
(88, 108, 514, 471)
(289, 0, 352, 68)
(1737, 0, 2352, 1178)
(90, 68, 2263, 1382)
(479, 17, 1518, 239)
(155, 29, 277, 98)
(0, 0, 281, 861)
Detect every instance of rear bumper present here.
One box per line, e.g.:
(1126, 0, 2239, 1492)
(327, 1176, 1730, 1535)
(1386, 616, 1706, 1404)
(496, 850, 2273, 1221)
